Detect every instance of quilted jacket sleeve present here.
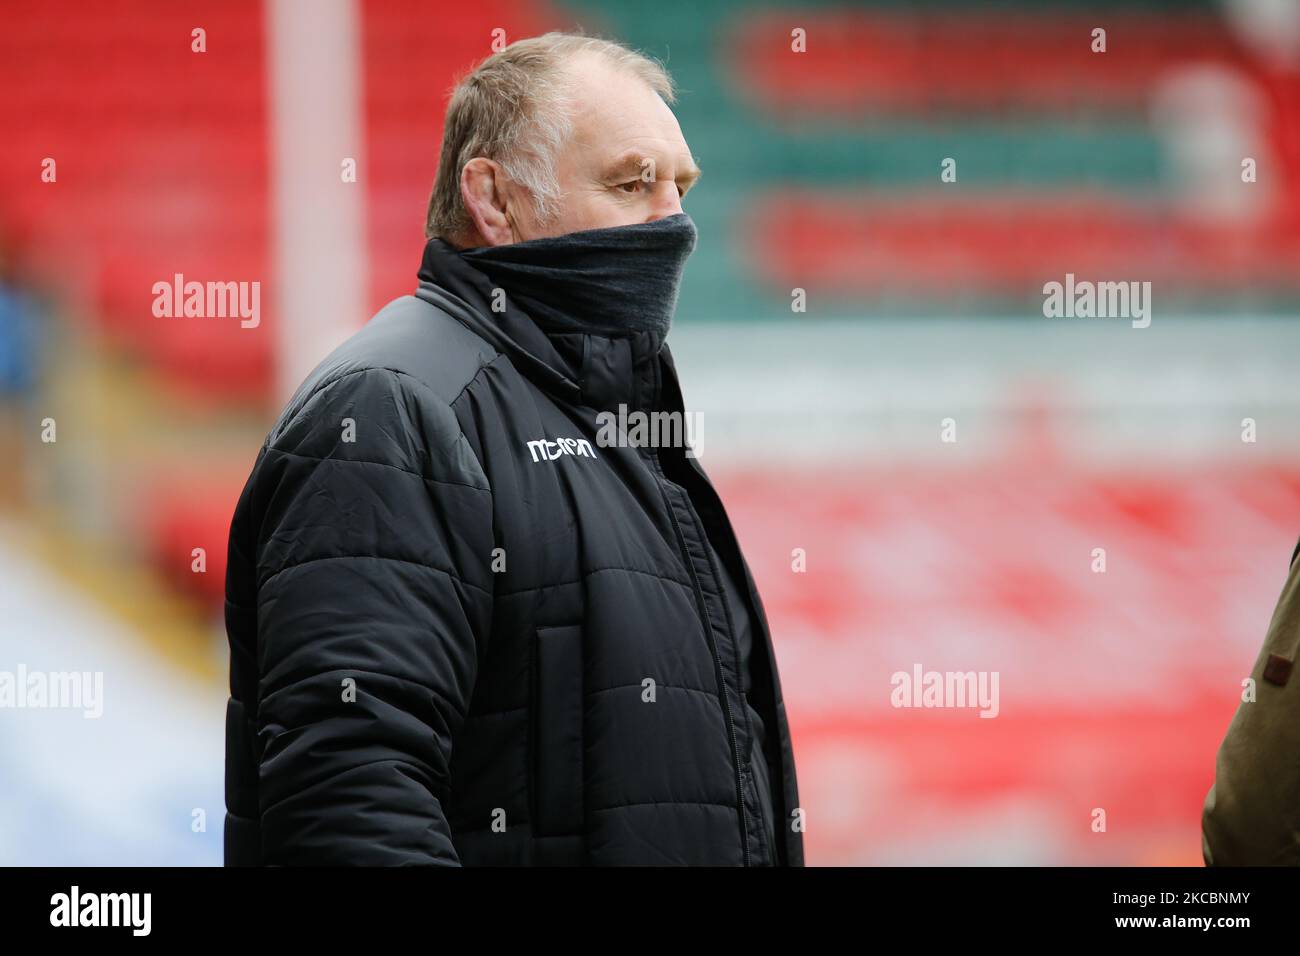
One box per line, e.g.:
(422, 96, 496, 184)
(1202, 542, 1300, 866)
(250, 367, 493, 865)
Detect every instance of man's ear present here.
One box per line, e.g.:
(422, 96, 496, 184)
(460, 158, 515, 247)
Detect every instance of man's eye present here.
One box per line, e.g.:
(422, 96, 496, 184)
(617, 180, 643, 194)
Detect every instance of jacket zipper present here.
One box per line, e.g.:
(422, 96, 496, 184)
(647, 444, 752, 867)
(657, 350, 793, 865)
(690, 475, 790, 865)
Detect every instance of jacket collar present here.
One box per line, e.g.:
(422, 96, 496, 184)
(416, 236, 674, 416)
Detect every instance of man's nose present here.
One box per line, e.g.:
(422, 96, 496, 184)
(645, 184, 683, 222)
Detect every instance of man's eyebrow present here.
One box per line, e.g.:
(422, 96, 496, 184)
(601, 153, 653, 180)
(600, 152, 703, 186)
(679, 158, 702, 189)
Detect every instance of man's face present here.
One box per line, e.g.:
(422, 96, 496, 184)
(510, 54, 701, 239)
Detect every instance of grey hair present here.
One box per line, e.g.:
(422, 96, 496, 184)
(425, 31, 675, 241)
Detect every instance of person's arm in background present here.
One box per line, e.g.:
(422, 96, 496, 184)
(1202, 537, 1300, 866)
(250, 368, 493, 865)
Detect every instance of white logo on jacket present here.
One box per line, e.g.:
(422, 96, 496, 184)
(526, 437, 598, 463)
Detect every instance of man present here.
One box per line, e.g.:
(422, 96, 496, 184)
(223, 32, 804, 866)
(1202, 536, 1300, 865)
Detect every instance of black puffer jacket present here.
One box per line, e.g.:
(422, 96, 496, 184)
(223, 236, 804, 866)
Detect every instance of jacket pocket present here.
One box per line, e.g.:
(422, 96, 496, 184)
(530, 624, 584, 836)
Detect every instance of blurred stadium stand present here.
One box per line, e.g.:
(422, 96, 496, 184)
(1, 0, 1299, 865)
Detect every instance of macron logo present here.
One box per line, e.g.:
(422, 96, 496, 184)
(526, 437, 597, 463)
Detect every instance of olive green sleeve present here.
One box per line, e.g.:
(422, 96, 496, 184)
(1202, 543, 1300, 866)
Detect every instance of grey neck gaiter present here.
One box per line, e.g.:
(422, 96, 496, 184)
(457, 212, 698, 343)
